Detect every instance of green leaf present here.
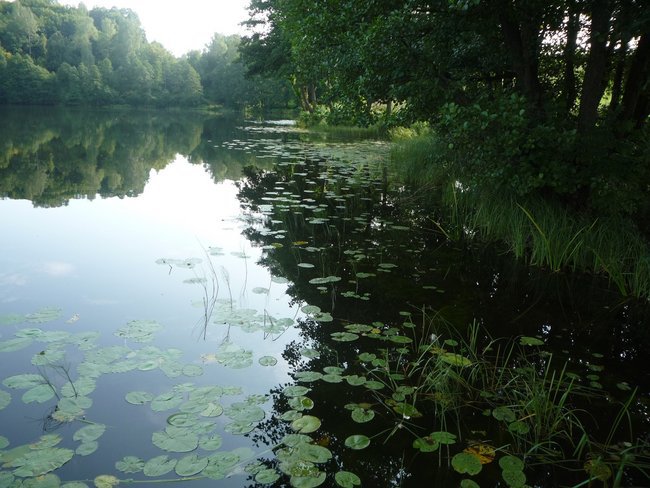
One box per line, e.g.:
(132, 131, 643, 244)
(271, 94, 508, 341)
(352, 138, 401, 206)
(3, 374, 44, 389)
(413, 436, 439, 452)
(430, 431, 457, 445)
(440, 352, 472, 367)
(283, 385, 311, 397)
(508, 420, 530, 434)
(115, 456, 145, 473)
(499, 455, 525, 471)
(199, 434, 223, 450)
(295, 443, 332, 464)
(460, 480, 480, 488)
(519, 336, 544, 346)
(175, 454, 208, 476)
(143, 455, 177, 477)
(0, 435, 9, 449)
(8, 447, 74, 477)
(125, 391, 154, 405)
(151, 391, 184, 412)
(451, 452, 483, 475)
(259, 355, 278, 366)
(0, 337, 33, 352)
(290, 472, 326, 488)
(291, 415, 321, 434)
(255, 468, 281, 484)
(152, 428, 199, 453)
(0, 390, 11, 410)
(94, 475, 119, 488)
(22, 384, 56, 404)
(335, 470, 362, 487)
(331, 332, 359, 342)
(344, 435, 370, 450)
(73, 424, 106, 443)
(351, 408, 375, 423)
(76, 441, 98, 456)
(502, 468, 527, 487)
(492, 406, 517, 423)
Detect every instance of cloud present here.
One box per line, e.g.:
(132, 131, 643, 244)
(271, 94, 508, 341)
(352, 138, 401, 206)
(0, 273, 28, 286)
(42, 261, 75, 277)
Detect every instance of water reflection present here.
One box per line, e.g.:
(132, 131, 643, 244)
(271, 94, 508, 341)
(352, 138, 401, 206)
(0, 109, 648, 487)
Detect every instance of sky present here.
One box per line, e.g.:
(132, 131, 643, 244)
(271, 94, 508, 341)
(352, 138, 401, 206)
(60, 0, 250, 56)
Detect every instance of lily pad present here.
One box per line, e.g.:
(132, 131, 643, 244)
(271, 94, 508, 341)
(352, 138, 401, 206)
(8, 447, 74, 477)
(290, 472, 326, 488)
(499, 455, 525, 471)
(93, 475, 119, 488)
(175, 454, 208, 476)
(143, 455, 177, 477)
(115, 456, 145, 473)
(451, 452, 483, 475)
(344, 435, 370, 450)
(413, 436, 439, 452)
(73, 424, 106, 443)
(22, 384, 56, 404)
(335, 471, 362, 488)
(440, 352, 472, 367)
(283, 385, 311, 397)
(152, 428, 199, 453)
(291, 415, 321, 434)
(0, 337, 33, 352)
(125, 391, 154, 405)
(76, 441, 99, 456)
(351, 408, 375, 423)
(0, 390, 11, 410)
(259, 355, 278, 366)
(519, 336, 544, 346)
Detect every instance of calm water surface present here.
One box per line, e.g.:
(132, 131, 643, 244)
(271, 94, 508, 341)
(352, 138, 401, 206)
(0, 107, 648, 487)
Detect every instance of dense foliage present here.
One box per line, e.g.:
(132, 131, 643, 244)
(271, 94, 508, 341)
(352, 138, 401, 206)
(0, 0, 293, 109)
(241, 0, 649, 214)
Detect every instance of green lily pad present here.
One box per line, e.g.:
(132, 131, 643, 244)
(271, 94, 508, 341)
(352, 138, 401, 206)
(344, 435, 370, 450)
(291, 415, 321, 434)
(76, 441, 98, 456)
(451, 452, 483, 475)
(93, 475, 119, 488)
(502, 468, 527, 487)
(295, 371, 322, 382)
(73, 424, 106, 443)
(8, 447, 74, 477)
(0, 337, 33, 352)
(335, 470, 361, 487)
(22, 384, 56, 404)
(182, 364, 204, 377)
(351, 408, 375, 423)
(0, 435, 9, 449)
(499, 455, 525, 471)
(143, 455, 177, 477)
(460, 480, 480, 488)
(25, 307, 62, 324)
(431, 431, 457, 445)
(413, 436, 440, 452)
(125, 391, 154, 405)
(0, 390, 11, 410)
(440, 352, 472, 367)
(492, 406, 517, 423)
(115, 456, 145, 473)
(345, 375, 367, 386)
(508, 420, 530, 434)
(331, 332, 359, 342)
(295, 443, 332, 463)
(152, 428, 199, 452)
(255, 468, 280, 483)
(199, 434, 223, 450)
(290, 472, 326, 488)
(2, 374, 45, 390)
(283, 385, 311, 397)
(175, 454, 208, 476)
(519, 336, 544, 346)
(259, 355, 278, 366)
(151, 391, 184, 412)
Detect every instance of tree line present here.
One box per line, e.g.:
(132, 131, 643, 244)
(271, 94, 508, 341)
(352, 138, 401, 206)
(0, 0, 293, 109)
(239, 0, 649, 213)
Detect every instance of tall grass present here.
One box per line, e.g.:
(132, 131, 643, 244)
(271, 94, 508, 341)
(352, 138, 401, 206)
(390, 134, 650, 299)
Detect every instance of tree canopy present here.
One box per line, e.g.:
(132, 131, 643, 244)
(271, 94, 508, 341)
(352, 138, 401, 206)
(241, 0, 649, 212)
(0, 0, 293, 109)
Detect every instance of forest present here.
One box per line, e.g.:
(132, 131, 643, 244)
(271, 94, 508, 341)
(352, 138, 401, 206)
(0, 0, 292, 108)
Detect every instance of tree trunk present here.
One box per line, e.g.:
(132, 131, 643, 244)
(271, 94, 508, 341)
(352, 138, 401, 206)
(499, 8, 543, 107)
(563, 0, 579, 111)
(577, 0, 611, 134)
(620, 32, 650, 128)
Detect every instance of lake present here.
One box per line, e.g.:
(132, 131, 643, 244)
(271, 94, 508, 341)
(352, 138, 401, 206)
(0, 107, 648, 487)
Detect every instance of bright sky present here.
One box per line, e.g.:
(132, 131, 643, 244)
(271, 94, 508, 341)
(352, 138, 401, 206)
(60, 0, 250, 56)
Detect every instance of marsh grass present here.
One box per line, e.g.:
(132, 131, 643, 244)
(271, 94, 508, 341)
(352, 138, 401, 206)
(391, 135, 650, 298)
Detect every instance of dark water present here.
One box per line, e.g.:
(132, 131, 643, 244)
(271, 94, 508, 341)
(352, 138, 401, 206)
(0, 107, 648, 487)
